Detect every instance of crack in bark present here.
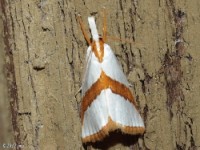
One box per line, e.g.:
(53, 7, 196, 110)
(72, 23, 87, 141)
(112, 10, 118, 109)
(1, 0, 22, 149)
(164, 1, 197, 149)
(164, 1, 185, 117)
(164, 48, 183, 116)
(138, 50, 152, 94)
(185, 118, 196, 149)
(19, 2, 41, 149)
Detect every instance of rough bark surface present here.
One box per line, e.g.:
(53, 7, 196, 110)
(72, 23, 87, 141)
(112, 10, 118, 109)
(0, 3, 15, 149)
(1, 0, 200, 150)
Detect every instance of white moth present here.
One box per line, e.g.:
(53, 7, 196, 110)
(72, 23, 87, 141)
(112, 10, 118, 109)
(78, 15, 145, 143)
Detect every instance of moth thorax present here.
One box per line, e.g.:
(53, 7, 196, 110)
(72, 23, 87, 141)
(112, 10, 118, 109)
(92, 39, 104, 62)
(95, 41, 101, 53)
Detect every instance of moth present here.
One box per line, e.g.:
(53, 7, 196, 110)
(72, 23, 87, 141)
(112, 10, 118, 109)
(77, 14, 145, 143)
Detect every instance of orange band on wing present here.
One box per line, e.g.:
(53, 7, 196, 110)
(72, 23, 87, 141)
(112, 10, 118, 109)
(82, 117, 145, 143)
(81, 71, 137, 121)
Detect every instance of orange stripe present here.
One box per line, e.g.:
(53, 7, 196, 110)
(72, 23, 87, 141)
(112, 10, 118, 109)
(82, 117, 145, 143)
(81, 71, 137, 121)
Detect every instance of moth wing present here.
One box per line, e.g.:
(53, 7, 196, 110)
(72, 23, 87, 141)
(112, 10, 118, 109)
(102, 44, 129, 86)
(81, 46, 101, 96)
(82, 89, 145, 143)
(107, 89, 145, 128)
(82, 89, 109, 139)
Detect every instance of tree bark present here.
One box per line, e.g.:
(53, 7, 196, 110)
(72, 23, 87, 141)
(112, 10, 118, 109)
(1, 0, 200, 149)
(0, 3, 15, 149)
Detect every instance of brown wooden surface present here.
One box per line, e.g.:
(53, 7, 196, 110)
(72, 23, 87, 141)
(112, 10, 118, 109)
(1, 0, 200, 149)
